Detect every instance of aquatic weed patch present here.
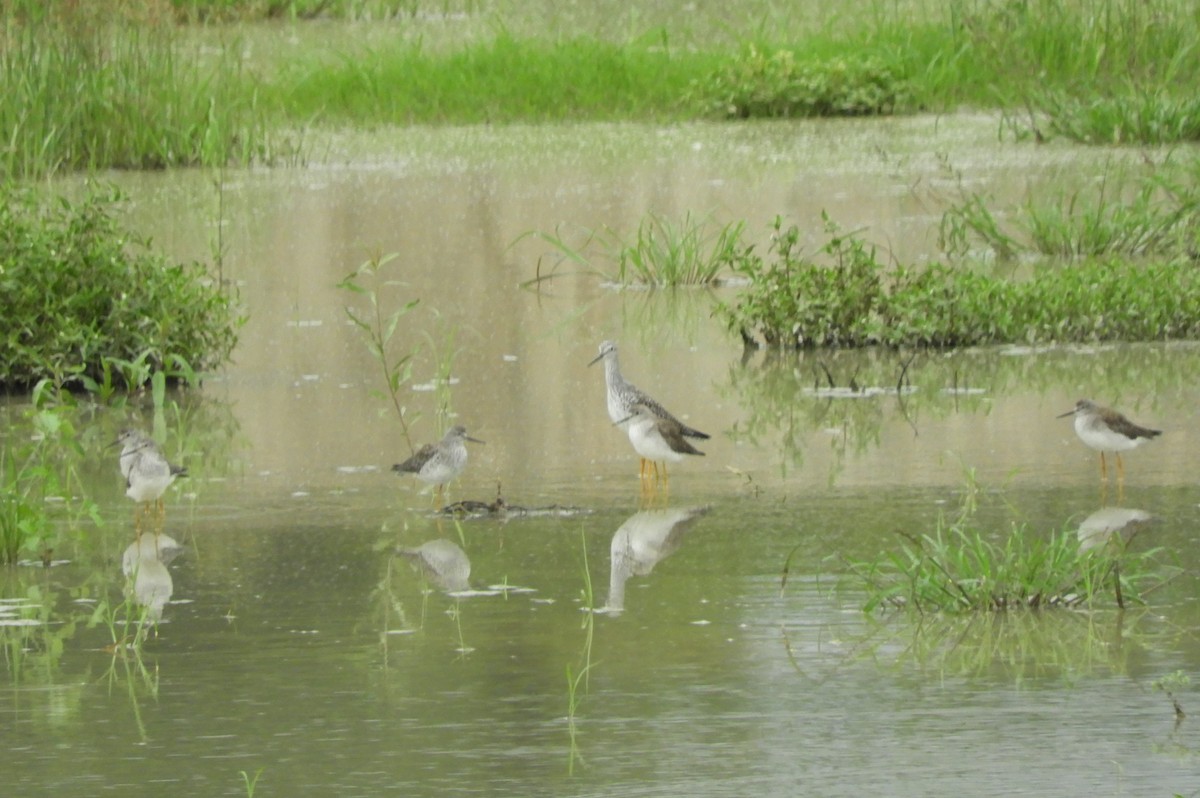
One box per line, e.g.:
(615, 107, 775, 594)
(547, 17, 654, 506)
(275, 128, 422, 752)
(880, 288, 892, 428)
(522, 212, 749, 288)
(0, 184, 239, 390)
(721, 215, 1200, 349)
(846, 518, 1164, 613)
(941, 162, 1200, 260)
(692, 46, 911, 119)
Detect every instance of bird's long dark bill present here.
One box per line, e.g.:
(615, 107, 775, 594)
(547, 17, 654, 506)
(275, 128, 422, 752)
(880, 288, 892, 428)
(1055, 408, 1077, 418)
(587, 352, 605, 367)
(466, 436, 485, 444)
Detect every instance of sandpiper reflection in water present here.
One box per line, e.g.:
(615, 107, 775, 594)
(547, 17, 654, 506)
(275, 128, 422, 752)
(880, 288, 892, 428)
(602, 506, 710, 615)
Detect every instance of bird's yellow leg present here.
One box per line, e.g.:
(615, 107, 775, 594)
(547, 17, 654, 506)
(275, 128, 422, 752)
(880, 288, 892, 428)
(1099, 452, 1108, 482)
(1116, 453, 1125, 483)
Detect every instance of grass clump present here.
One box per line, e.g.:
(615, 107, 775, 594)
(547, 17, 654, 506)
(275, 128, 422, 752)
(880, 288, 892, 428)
(524, 212, 748, 288)
(847, 515, 1162, 613)
(0, 183, 240, 391)
(0, 2, 279, 179)
(941, 162, 1200, 260)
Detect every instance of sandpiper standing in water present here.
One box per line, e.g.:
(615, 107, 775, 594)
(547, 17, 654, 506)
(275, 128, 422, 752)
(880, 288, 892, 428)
(116, 429, 188, 537)
(1058, 399, 1161, 482)
(620, 401, 706, 485)
(392, 425, 483, 507)
(589, 340, 709, 479)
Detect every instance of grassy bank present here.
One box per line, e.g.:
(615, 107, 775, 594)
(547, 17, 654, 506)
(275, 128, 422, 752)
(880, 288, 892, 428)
(4, 0, 1200, 179)
(0, 2, 285, 179)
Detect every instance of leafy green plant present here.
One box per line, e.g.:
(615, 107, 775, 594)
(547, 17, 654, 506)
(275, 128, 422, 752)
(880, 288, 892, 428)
(723, 211, 1200, 349)
(693, 46, 910, 119)
(337, 253, 421, 452)
(0, 183, 240, 391)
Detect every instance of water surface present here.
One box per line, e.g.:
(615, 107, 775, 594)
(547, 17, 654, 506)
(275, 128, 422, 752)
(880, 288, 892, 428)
(4, 115, 1199, 797)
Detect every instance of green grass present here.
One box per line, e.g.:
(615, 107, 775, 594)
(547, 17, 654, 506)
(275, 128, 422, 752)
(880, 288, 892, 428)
(6, 0, 1200, 177)
(275, 33, 719, 125)
(0, 2, 285, 179)
(846, 515, 1164, 613)
(941, 160, 1200, 260)
(523, 213, 749, 287)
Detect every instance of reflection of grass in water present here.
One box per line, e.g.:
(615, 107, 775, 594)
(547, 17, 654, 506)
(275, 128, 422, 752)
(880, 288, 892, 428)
(861, 608, 1171, 682)
(723, 343, 1200, 471)
(566, 529, 595, 776)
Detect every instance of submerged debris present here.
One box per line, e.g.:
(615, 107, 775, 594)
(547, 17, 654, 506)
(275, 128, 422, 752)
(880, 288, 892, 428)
(438, 496, 593, 519)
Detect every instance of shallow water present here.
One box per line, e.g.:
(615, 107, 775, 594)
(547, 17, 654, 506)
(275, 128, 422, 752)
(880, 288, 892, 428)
(4, 115, 1200, 797)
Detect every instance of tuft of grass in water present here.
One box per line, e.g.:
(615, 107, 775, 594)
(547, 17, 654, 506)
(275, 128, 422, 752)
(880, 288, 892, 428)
(845, 514, 1166, 614)
(940, 161, 1200, 261)
(1152, 670, 1189, 724)
(607, 213, 749, 287)
(521, 212, 748, 288)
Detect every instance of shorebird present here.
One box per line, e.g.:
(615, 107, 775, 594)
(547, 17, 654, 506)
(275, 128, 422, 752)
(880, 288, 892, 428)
(588, 340, 709, 477)
(1057, 399, 1161, 482)
(620, 401, 706, 484)
(392, 425, 483, 506)
(116, 429, 187, 537)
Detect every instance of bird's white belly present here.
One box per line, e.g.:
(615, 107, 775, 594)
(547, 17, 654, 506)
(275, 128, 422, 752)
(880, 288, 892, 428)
(627, 418, 684, 463)
(1075, 416, 1142, 453)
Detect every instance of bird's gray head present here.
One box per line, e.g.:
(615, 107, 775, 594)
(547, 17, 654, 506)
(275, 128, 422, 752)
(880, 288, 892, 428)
(1057, 398, 1096, 419)
(446, 425, 485, 445)
(588, 340, 617, 367)
(113, 428, 147, 449)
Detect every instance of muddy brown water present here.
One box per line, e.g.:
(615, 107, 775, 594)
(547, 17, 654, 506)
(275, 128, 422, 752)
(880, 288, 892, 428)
(3, 115, 1199, 797)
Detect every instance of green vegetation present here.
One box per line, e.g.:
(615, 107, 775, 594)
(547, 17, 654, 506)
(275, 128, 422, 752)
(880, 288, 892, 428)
(720, 214, 1200, 348)
(941, 160, 1200, 260)
(4, 0, 1200, 178)
(0, 383, 101, 565)
(0, 1, 283, 180)
(0, 183, 240, 390)
(845, 501, 1166, 613)
(694, 48, 909, 119)
(337, 253, 421, 453)
(525, 213, 748, 287)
